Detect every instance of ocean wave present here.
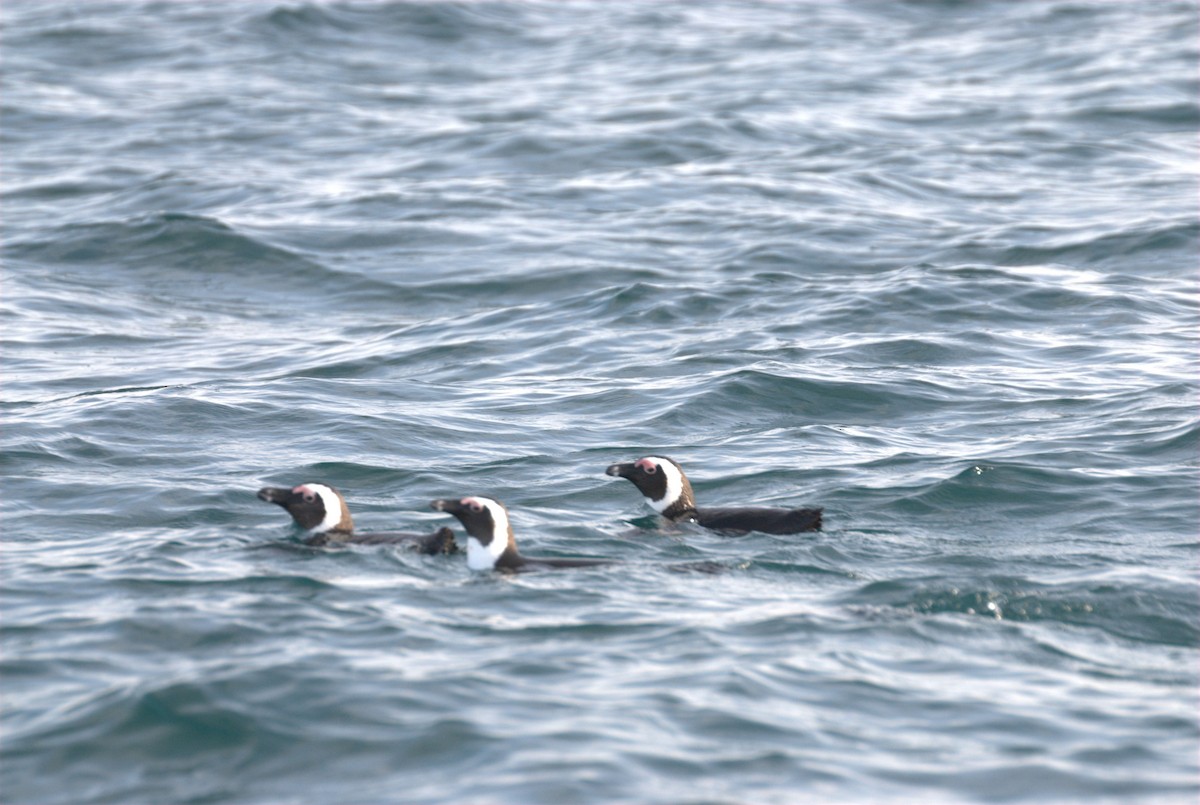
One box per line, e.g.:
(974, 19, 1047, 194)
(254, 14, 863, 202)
(257, 1, 528, 46)
(848, 574, 1199, 647)
(4, 1, 1197, 803)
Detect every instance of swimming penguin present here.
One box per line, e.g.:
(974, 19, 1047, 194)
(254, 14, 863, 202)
(430, 496, 611, 571)
(258, 483, 457, 553)
(605, 456, 822, 534)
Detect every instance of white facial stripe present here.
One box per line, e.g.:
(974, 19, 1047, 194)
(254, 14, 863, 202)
(464, 497, 511, 570)
(646, 457, 684, 512)
(301, 483, 344, 534)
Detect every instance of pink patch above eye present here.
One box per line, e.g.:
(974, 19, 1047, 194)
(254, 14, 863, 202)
(635, 458, 658, 472)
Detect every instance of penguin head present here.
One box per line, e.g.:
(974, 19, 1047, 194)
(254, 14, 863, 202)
(258, 483, 354, 536)
(431, 495, 514, 570)
(605, 456, 693, 514)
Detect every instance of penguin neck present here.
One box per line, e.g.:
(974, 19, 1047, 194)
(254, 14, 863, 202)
(655, 475, 697, 521)
(308, 507, 353, 539)
(494, 541, 525, 570)
(313, 524, 354, 541)
(661, 497, 698, 521)
(468, 522, 518, 571)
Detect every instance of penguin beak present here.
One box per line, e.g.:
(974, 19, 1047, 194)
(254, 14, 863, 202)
(606, 463, 635, 479)
(431, 498, 463, 514)
(257, 487, 290, 505)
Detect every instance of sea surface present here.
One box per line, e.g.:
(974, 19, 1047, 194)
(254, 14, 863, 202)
(2, 1, 1197, 803)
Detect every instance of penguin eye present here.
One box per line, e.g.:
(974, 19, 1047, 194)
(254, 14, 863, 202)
(469, 502, 483, 513)
(643, 464, 657, 475)
(303, 493, 316, 503)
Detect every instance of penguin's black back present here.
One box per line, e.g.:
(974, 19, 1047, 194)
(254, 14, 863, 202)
(306, 527, 458, 553)
(691, 507, 822, 535)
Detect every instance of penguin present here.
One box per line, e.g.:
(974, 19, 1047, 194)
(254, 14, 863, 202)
(258, 483, 457, 554)
(430, 496, 611, 571)
(605, 456, 822, 534)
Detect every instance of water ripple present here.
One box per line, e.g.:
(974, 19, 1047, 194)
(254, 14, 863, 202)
(3, 1, 1197, 803)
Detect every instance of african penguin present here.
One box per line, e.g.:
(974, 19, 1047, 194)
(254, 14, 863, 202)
(258, 483, 457, 554)
(605, 456, 822, 534)
(430, 496, 611, 571)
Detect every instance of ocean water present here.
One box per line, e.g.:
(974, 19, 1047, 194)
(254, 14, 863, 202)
(2, 1, 1198, 803)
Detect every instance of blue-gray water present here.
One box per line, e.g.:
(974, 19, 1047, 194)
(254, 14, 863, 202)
(2, 1, 1198, 803)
